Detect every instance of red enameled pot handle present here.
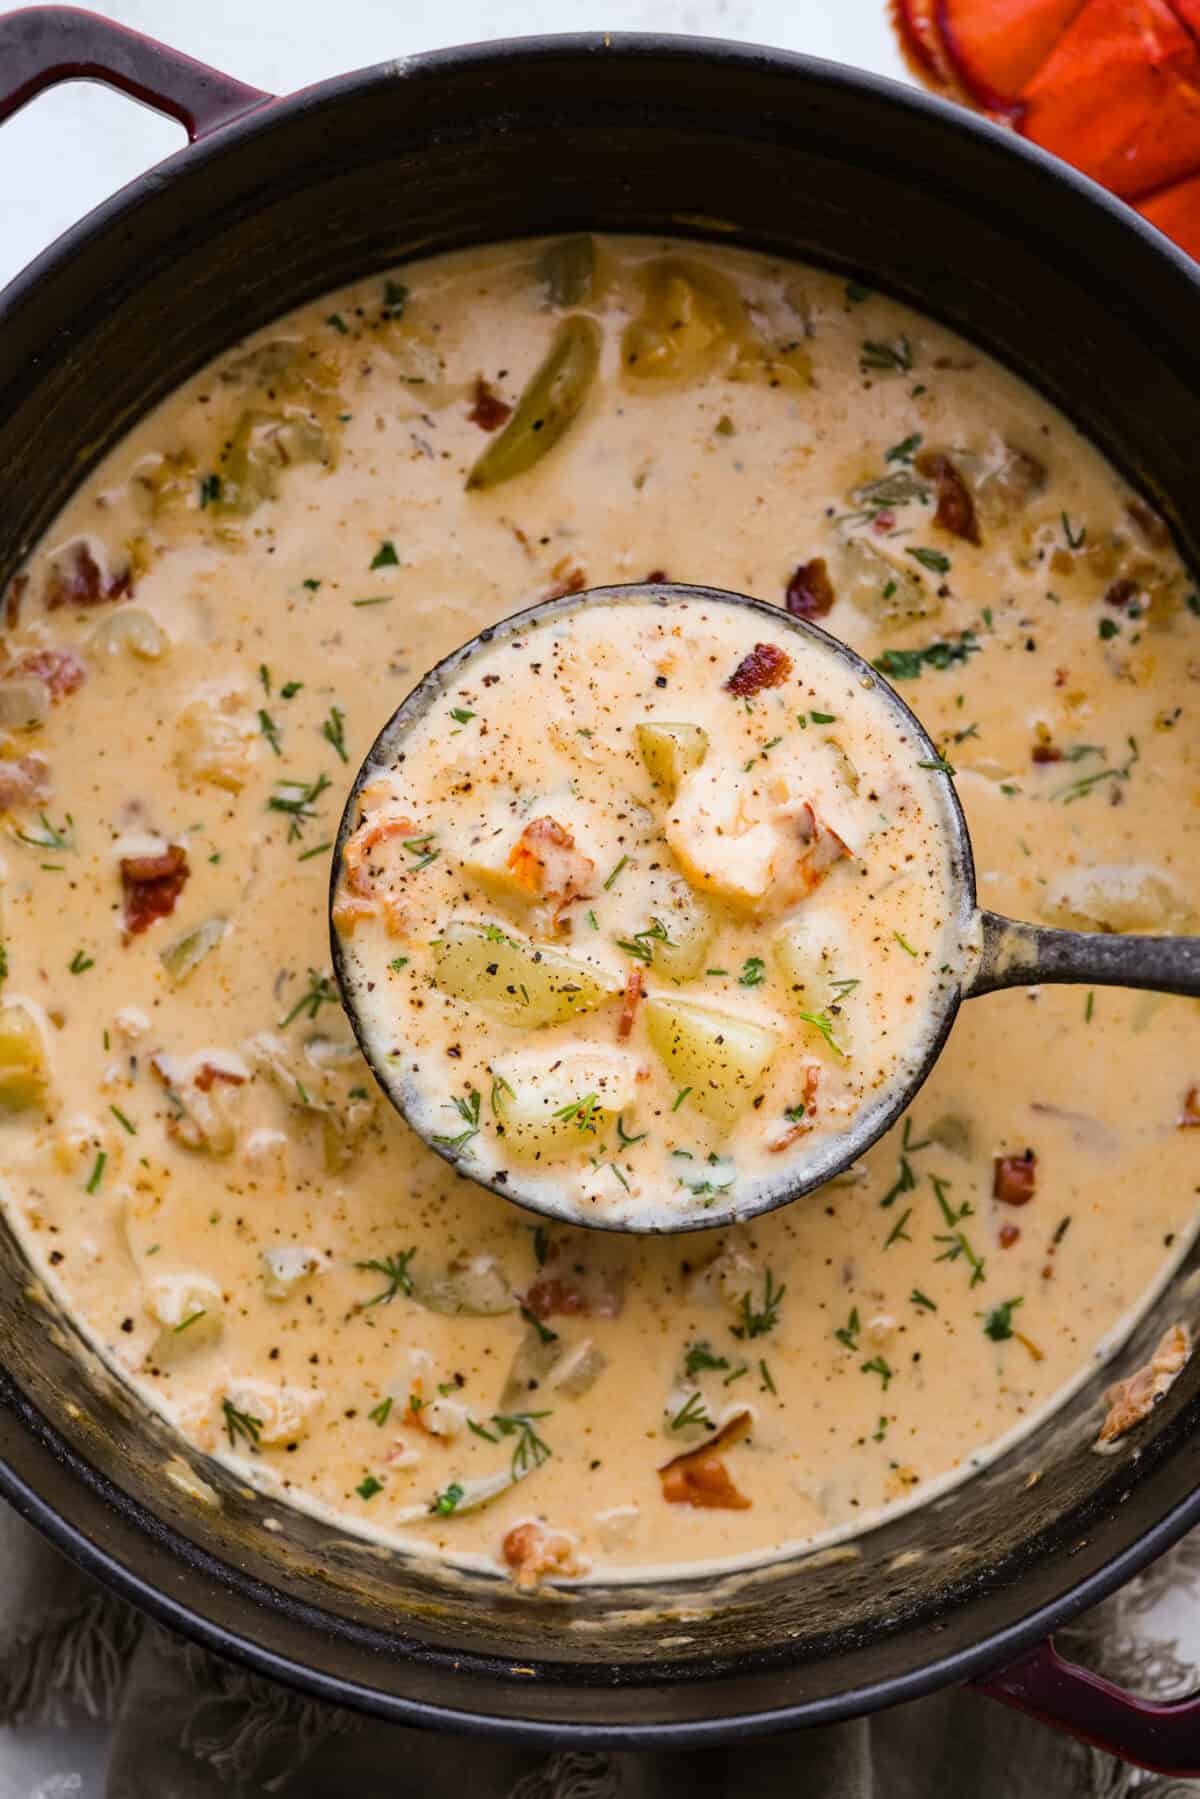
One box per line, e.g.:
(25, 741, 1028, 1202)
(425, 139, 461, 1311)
(0, 5, 272, 140)
(977, 1638, 1200, 1775)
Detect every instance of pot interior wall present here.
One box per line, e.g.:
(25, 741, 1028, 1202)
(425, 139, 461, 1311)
(2, 38, 1200, 1734)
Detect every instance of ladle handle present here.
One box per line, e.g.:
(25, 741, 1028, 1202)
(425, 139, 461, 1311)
(970, 910, 1200, 999)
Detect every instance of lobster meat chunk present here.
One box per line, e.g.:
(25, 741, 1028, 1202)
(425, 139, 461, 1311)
(892, 0, 1200, 263)
(935, 0, 1090, 106)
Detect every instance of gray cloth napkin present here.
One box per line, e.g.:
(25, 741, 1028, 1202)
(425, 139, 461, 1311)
(2, 1498, 1196, 1797)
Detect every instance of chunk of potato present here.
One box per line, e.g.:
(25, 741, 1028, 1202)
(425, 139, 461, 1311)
(433, 921, 619, 1027)
(174, 697, 256, 793)
(839, 534, 941, 624)
(653, 891, 717, 981)
(0, 1005, 48, 1113)
(773, 909, 852, 1008)
(412, 1252, 515, 1316)
(644, 997, 778, 1129)
(636, 722, 709, 800)
(1039, 864, 1191, 933)
(491, 1045, 639, 1160)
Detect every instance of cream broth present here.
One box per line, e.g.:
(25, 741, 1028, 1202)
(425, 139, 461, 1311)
(335, 594, 972, 1226)
(1, 236, 1198, 1586)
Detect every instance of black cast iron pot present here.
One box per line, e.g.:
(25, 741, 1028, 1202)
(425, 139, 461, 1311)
(2, 4, 1200, 1770)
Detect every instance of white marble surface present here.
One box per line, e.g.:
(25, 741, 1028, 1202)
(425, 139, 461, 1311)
(0, 0, 1192, 1789)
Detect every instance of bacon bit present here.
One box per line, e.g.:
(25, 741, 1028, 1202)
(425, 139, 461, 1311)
(120, 845, 190, 936)
(993, 1150, 1037, 1206)
(644, 568, 668, 583)
(618, 967, 645, 1040)
(0, 755, 50, 811)
(998, 1223, 1021, 1249)
(468, 377, 513, 432)
(522, 1277, 587, 1320)
(194, 1062, 247, 1093)
(3, 574, 27, 632)
(1126, 498, 1171, 548)
(1054, 668, 1068, 688)
(44, 539, 131, 610)
(785, 556, 836, 620)
(1098, 1323, 1192, 1446)
(501, 1521, 582, 1590)
(1031, 743, 1063, 764)
(1104, 577, 1139, 609)
(540, 566, 587, 602)
(659, 1410, 752, 1510)
(523, 1247, 625, 1320)
(915, 449, 981, 544)
(1178, 1086, 1200, 1127)
(12, 649, 87, 700)
(506, 815, 595, 920)
(725, 642, 793, 698)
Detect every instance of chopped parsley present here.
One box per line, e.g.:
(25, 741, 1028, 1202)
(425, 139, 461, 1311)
(907, 546, 951, 576)
(321, 705, 348, 762)
(738, 956, 766, 987)
(983, 1297, 1023, 1342)
(873, 632, 979, 682)
(834, 1307, 860, 1350)
(326, 312, 349, 334)
(368, 1397, 393, 1427)
(433, 1088, 482, 1153)
(354, 1247, 417, 1307)
(670, 1391, 714, 1432)
(551, 1092, 600, 1133)
(268, 772, 330, 840)
(885, 432, 922, 464)
(382, 278, 409, 319)
(222, 1399, 262, 1450)
(432, 1480, 464, 1516)
(492, 1410, 552, 1478)
(450, 707, 476, 726)
(684, 1342, 730, 1377)
(860, 336, 913, 373)
(615, 918, 674, 963)
(861, 1355, 894, 1389)
(258, 709, 282, 755)
(279, 968, 338, 1028)
(356, 1475, 383, 1500)
(732, 1269, 785, 1340)
(68, 949, 94, 974)
(370, 540, 400, 570)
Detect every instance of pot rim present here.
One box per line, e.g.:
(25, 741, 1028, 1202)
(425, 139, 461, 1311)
(4, 24, 1200, 1743)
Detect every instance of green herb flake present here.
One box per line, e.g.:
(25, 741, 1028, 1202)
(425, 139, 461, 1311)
(354, 1247, 417, 1308)
(983, 1297, 1023, 1342)
(109, 1104, 137, 1136)
(222, 1399, 262, 1451)
(907, 546, 951, 576)
(370, 540, 400, 570)
(258, 709, 282, 756)
(326, 312, 349, 334)
(885, 433, 923, 464)
(738, 956, 767, 987)
(84, 1150, 107, 1195)
(68, 949, 94, 974)
(670, 1391, 714, 1432)
(861, 1355, 894, 1389)
(321, 705, 348, 762)
(834, 1306, 860, 1350)
(368, 1397, 393, 1427)
(280, 968, 338, 1028)
(356, 1474, 384, 1500)
(732, 1269, 785, 1340)
(199, 473, 222, 509)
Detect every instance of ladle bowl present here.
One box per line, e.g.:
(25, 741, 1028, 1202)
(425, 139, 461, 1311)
(330, 582, 1200, 1232)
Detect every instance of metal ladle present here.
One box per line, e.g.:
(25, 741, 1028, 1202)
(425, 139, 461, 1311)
(330, 583, 1200, 1233)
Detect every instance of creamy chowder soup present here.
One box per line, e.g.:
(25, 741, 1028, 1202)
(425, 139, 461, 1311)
(1, 235, 1197, 1589)
(335, 593, 973, 1226)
